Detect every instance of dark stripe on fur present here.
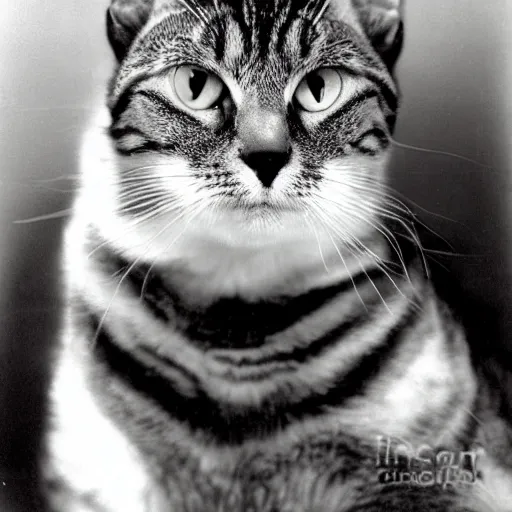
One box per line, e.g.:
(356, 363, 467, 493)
(109, 125, 147, 140)
(110, 86, 138, 123)
(88, 290, 416, 444)
(115, 138, 170, 155)
(213, 18, 227, 61)
(137, 89, 181, 115)
(340, 56, 398, 117)
(136, 345, 202, 398)
(337, 89, 380, 118)
(111, 256, 385, 349)
(213, 310, 368, 366)
(326, 298, 419, 399)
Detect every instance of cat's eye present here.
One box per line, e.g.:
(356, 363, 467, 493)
(294, 69, 342, 112)
(173, 66, 225, 110)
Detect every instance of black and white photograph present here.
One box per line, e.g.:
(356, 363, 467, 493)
(1, 1, 512, 510)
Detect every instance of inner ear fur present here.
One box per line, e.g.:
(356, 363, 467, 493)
(355, 0, 403, 68)
(107, 0, 154, 61)
(331, 0, 404, 70)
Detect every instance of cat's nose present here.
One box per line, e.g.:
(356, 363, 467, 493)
(238, 107, 291, 188)
(240, 150, 291, 187)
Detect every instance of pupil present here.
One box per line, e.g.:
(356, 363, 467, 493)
(307, 73, 325, 103)
(189, 69, 207, 101)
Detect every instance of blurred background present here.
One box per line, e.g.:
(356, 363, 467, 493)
(0, 1, 511, 510)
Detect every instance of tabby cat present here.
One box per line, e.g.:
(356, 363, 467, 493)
(43, 0, 512, 510)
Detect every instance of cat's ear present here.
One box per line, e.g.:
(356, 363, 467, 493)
(347, 0, 404, 69)
(107, 0, 154, 61)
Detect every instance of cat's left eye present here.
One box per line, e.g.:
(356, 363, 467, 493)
(294, 69, 342, 112)
(172, 66, 225, 110)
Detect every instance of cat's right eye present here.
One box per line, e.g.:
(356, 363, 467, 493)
(172, 66, 225, 110)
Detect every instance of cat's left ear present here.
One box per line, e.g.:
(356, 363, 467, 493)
(107, 0, 154, 61)
(349, 0, 404, 69)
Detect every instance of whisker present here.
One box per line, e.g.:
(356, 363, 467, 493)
(382, 189, 462, 227)
(122, 173, 192, 181)
(328, 175, 464, 246)
(306, 189, 427, 310)
(122, 164, 171, 173)
(90, 200, 204, 347)
(34, 185, 78, 194)
(348, 242, 392, 314)
(312, 193, 411, 282)
(86, 202, 182, 260)
(390, 137, 494, 171)
(30, 174, 81, 184)
(117, 190, 168, 201)
(0, 177, 78, 194)
(320, 182, 429, 279)
(13, 208, 73, 224)
(308, 205, 368, 311)
(140, 201, 210, 299)
(118, 202, 168, 215)
(121, 164, 190, 176)
(119, 201, 182, 221)
(0, 104, 96, 112)
(347, 235, 423, 311)
(177, 0, 208, 25)
(314, 203, 412, 307)
(91, 256, 149, 348)
(304, 211, 329, 272)
(86, 228, 138, 260)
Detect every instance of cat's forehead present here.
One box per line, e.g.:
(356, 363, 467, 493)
(148, 0, 361, 26)
(112, 0, 371, 102)
(144, 0, 364, 55)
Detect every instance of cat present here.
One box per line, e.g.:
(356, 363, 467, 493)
(42, 0, 512, 510)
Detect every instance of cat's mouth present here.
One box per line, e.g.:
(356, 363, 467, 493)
(227, 197, 299, 214)
(215, 189, 302, 214)
(241, 200, 277, 211)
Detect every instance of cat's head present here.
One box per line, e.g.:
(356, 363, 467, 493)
(88, 0, 403, 281)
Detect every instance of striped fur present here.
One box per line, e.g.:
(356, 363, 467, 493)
(43, 1, 512, 511)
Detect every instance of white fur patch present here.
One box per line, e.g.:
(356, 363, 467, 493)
(47, 343, 165, 511)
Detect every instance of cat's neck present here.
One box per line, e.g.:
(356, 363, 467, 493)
(82, 216, 392, 305)
(164, 236, 390, 304)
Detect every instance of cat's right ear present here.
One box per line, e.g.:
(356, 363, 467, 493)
(107, 0, 154, 61)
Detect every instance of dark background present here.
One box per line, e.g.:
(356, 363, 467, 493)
(1, 1, 511, 510)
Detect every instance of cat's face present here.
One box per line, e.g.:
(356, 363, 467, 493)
(84, 0, 402, 271)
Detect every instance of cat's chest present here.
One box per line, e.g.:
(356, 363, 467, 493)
(153, 438, 374, 512)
